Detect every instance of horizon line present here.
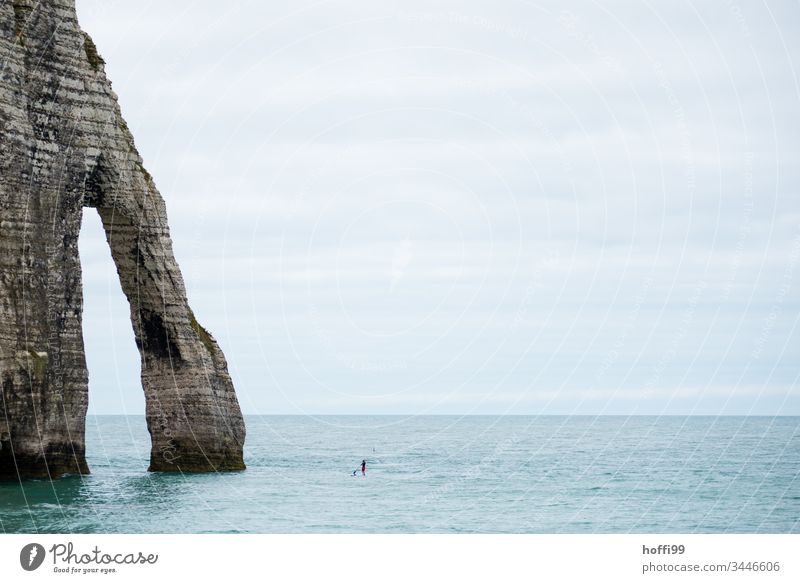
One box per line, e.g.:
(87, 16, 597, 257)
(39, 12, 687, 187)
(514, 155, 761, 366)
(85, 413, 800, 417)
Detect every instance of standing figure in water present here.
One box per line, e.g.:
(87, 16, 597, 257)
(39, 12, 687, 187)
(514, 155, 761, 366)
(361, 459, 366, 476)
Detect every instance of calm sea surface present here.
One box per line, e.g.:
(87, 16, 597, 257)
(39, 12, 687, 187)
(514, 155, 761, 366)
(1, 416, 798, 533)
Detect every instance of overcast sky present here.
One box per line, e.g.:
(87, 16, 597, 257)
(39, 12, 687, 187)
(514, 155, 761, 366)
(74, 0, 799, 415)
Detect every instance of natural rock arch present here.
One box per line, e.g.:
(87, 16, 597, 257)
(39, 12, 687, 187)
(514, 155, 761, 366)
(0, 0, 245, 479)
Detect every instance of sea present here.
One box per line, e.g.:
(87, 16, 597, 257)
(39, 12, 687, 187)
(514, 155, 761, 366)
(1, 415, 798, 533)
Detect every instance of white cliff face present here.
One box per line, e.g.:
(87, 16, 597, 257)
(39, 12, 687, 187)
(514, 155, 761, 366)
(0, 0, 245, 479)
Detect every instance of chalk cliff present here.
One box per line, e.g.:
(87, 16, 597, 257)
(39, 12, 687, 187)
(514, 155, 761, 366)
(0, 0, 245, 479)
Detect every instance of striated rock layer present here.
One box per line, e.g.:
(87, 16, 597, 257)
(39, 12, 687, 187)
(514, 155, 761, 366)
(0, 0, 245, 479)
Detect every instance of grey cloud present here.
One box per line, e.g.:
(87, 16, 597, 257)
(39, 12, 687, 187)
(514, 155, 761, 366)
(76, 0, 799, 415)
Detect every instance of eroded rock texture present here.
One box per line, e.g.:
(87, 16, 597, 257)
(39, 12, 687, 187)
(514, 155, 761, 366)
(0, 0, 245, 479)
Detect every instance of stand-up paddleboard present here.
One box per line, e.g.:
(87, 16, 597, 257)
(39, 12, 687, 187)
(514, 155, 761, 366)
(351, 459, 367, 476)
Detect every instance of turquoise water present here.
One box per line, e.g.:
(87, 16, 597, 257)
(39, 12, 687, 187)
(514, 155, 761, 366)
(1, 416, 798, 533)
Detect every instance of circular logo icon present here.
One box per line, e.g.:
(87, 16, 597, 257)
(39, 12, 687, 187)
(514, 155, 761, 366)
(20, 543, 46, 571)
